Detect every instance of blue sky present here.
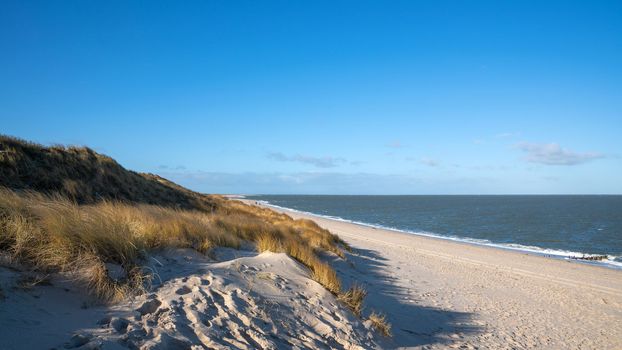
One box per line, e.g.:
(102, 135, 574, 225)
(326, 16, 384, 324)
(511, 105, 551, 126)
(1, 1, 621, 194)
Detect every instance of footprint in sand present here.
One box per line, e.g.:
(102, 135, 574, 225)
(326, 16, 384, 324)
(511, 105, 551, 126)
(137, 299, 162, 316)
(211, 289, 225, 303)
(175, 285, 192, 295)
(63, 334, 92, 349)
(146, 333, 192, 350)
(111, 317, 130, 334)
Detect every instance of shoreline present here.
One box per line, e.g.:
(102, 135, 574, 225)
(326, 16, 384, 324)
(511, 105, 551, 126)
(252, 200, 622, 289)
(241, 199, 622, 348)
(248, 199, 622, 270)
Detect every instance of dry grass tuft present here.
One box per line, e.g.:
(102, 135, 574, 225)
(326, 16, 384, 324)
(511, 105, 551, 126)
(339, 284, 367, 316)
(368, 311, 392, 336)
(256, 233, 283, 253)
(311, 261, 341, 295)
(255, 232, 342, 294)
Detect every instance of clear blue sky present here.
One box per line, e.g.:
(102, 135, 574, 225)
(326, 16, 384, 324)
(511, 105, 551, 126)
(1, 1, 621, 194)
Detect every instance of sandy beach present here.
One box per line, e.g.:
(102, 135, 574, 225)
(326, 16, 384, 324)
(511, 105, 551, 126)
(0, 247, 380, 349)
(251, 201, 622, 349)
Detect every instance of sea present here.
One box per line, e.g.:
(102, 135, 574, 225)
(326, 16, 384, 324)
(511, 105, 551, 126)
(245, 195, 622, 269)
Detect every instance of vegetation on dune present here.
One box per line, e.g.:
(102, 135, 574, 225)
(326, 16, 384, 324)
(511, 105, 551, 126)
(0, 188, 346, 302)
(0, 135, 390, 334)
(256, 232, 341, 294)
(339, 284, 367, 316)
(368, 311, 392, 337)
(0, 134, 217, 210)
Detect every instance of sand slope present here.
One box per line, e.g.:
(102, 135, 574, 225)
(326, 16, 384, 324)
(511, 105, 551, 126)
(256, 202, 622, 350)
(0, 249, 378, 349)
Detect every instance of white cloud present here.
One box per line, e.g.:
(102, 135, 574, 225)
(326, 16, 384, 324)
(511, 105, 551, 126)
(516, 142, 604, 166)
(267, 152, 346, 168)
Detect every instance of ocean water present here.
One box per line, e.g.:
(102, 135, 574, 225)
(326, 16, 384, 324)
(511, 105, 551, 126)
(246, 195, 622, 269)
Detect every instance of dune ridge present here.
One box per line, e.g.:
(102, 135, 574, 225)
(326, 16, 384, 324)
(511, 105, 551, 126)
(0, 135, 388, 349)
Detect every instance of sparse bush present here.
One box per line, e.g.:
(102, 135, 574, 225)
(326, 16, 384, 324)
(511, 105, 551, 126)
(368, 311, 392, 337)
(339, 284, 367, 315)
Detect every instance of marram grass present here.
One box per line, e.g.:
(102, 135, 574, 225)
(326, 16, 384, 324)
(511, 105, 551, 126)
(0, 188, 346, 302)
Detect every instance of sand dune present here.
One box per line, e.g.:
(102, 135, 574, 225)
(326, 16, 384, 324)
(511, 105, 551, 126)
(0, 248, 378, 349)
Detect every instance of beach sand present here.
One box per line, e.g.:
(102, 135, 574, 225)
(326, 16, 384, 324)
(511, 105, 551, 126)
(0, 248, 378, 349)
(251, 201, 622, 349)
(2, 199, 620, 350)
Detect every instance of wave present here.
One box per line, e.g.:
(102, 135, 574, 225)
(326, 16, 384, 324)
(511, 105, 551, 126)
(252, 199, 622, 270)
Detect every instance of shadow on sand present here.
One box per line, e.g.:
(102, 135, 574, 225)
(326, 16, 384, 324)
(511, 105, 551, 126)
(329, 246, 482, 349)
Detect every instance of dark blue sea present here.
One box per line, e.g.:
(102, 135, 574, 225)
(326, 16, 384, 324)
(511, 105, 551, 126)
(246, 195, 622, 269)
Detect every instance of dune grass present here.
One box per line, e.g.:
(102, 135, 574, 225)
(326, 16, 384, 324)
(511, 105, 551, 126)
(338, 284, 367, 316)
(0, 134, 218, 210)
(0, 188, 349, 302)
(0, 188, 392, 334)
(256, 232, 341, 294)
(368, 311, 392, 337)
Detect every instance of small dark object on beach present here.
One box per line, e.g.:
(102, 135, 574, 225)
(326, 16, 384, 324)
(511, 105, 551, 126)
(570, 255, 607, 261)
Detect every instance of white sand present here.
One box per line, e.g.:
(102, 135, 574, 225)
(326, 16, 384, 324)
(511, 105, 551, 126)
(253, 201, 622, 349)
(0, 248, 378, 349)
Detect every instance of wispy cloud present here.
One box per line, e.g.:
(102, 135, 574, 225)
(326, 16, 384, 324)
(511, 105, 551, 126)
(156, 171, 495, 195)
(516, 142, 604, 166)
(452, 163, 511, 171)
(386, 140, 404, 148)
(495, 132, 520, 139)
(158, 164, 186, 170)
(420, 157, 440, 167)
(267, 152, 346, 168)
(542, 176, 560, 181)
(473, 132, 520, 145)
(158, 171, 421, 194)
(405, 156, 440, 167)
